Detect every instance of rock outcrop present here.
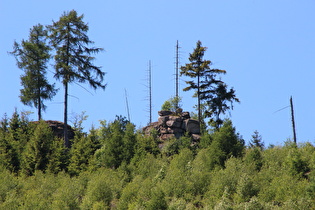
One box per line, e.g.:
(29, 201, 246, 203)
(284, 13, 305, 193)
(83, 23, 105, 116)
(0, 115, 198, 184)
(32, 120, 75, 140)
(143, 110, 201, 142)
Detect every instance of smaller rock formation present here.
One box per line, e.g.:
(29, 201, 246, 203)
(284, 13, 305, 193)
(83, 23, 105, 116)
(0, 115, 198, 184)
(143, 110, 201, 142)
(32, 120, 75, 140)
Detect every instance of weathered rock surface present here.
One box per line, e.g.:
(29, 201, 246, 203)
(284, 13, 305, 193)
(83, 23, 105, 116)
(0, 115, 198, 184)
(181, 112, 190, 119)
(158, 110, 173, 116)
(143, 110, 201, 142)
(184, 119, 200, 134)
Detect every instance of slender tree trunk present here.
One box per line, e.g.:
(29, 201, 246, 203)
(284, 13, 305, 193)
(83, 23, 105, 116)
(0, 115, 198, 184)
(64, 23, 70, 148)
(38, 100, 41, 120)
(38, 83, 41, 120)
(64, 82, 69, 148)
(290, 96, 297, 144)
(197, 74, 201, 123)
(37, 67, 42, 121)
(197, 63, 201, 124)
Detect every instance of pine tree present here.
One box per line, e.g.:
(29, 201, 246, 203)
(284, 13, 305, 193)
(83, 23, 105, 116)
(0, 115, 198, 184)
(180, 41, 226, 123)
(48, 10, 106, 147)
(10, 24, 57, 120)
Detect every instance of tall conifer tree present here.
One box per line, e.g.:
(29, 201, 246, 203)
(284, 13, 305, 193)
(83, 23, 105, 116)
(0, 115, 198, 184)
(181, 41, 239, 128)
(48, 10, 106, 147)
(10, 24, 57, 120)
(180, 41, 226, 123)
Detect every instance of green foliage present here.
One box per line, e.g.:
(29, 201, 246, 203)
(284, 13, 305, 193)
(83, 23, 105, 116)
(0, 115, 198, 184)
(284, 146, 309, 178)
(68, 135, 93, 176)
(81, 174, 113, 209)
(129, 153, 165, 179)
(46, 137, 68, 174)
(48, 10, 106, 147)
(249, 130, 264, 149)
(181, 40, 224, 122)
(204, 83, 239, 128)
(181, 41, 239, 128)
(68, 125, 101, 176)
(10, 24, 57, 120)
(161, 148, 194, 198)
(71, 111, 89, 138)
(244, 147, 263, 171)
(161, 100, 172, 111)
(0, 113, 315, 208)
(216, 120, 245, 157)
(146, 187, 167, 210)
(48, 10, 105, 89)
(93, 117, 136, 169)
(0, 166, 18, 204)
(161, 135, 192, 156)
(133, 132, 160, 157)
(21, 120, 54, 175)
(0, 111, 35, 173)
(0, 129, 19, 173)
(51, 172, 87, 209)
(161, 96, 182, 112)
(199, 132, 212, 148)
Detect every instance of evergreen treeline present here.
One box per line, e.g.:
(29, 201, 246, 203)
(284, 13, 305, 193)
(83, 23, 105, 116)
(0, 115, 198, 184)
(0, 111, 315, 209)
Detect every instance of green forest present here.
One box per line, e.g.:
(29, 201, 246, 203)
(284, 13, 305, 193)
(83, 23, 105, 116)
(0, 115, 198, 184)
(2, 9, 315, 210)
(1, 112, 315, 209)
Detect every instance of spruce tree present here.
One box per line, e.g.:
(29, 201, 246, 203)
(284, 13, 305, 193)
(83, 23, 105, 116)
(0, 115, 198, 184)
(21, 120, 54, 175)
(48, 10, 106, 147)
(180, 41, 226, 123)
(0, 125, 19, 173)
(249, 130, 264, 149)
(10, 24, 57, 120)
(181, 41, 239, 128)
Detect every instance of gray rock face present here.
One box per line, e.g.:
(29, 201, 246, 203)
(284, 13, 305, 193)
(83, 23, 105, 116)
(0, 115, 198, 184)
(143, 110, 201, 142)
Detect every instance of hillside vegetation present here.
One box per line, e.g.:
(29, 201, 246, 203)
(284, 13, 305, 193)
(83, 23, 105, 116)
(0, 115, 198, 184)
(0, 112, 314, 209)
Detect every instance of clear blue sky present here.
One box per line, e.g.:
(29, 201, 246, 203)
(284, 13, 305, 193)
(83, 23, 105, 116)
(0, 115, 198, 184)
(1, 0, 315, 146)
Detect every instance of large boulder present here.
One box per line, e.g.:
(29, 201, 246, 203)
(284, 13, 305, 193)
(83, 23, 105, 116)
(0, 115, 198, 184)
(184, 119, 200, 134)
(167, 127, 185, 134)
(158, 116, 169, 126)
(166, 118, 182, 128)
